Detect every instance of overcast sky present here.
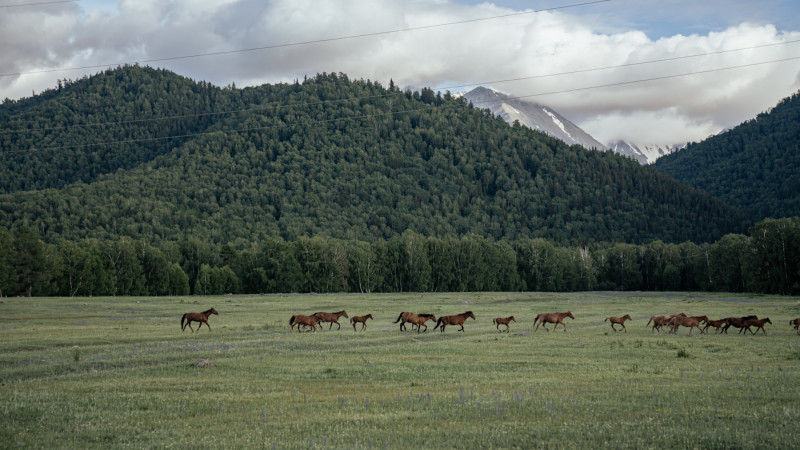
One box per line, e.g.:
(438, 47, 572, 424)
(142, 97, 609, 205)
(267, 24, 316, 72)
(2, 0, 799, 146)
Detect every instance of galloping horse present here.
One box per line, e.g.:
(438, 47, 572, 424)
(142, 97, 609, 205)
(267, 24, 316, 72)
(350, 314, 373, 331)
(181, 308, 218, 332)
(406, 313, 437, 333)
(394, 312, 435, 332)
(312, 310, 348, 330)
(721, 315, 757, 334)
(533, 311, 574, 332)
(492, 316, 516, 332)
(289, 314, 318, 333)
(791, 318, 800, 334)
(604, 314, 632, 332)
(668, 315, 708, 335)
(433, 311, 476, 332)
(702, 318, 728, 334)
(646, 313, 685, 334)
(743, 317, 772, 335)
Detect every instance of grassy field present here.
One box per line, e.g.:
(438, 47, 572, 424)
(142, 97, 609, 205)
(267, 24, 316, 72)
(2, 291, 800, 448)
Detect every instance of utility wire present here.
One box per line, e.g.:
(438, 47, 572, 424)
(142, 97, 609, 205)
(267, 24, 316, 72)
(0, 0, 75, 8)
(6, 55, 798, 154)
(3, 39, 798, 136)
(0, 0, 610, 78)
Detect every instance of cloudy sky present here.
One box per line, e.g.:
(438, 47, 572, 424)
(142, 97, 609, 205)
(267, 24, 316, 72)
(2, 0, 799, 146)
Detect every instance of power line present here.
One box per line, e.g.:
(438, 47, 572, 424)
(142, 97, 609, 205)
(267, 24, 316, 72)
(0, 0, 610, 78)
(0, 0, 75, 8)
(4, 39, 799, 136)
(6, 55, 798, 155)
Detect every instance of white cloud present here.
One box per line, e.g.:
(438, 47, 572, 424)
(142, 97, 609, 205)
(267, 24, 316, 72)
(2, 0, 799, 146)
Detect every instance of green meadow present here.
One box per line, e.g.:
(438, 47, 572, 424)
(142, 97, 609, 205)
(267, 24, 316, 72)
(2, 292, 800, 448)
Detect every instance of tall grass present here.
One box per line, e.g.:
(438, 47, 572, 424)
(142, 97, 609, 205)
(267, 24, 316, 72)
(1, 292, 799, 447)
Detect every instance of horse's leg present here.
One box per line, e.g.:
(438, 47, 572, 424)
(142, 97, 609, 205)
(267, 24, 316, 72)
(459, 323, 465, 332)
(336, 321, 341, 330)
(204, 320, 211, 331)
(188, 321, 195, 332)
(353, 322, 357, 332)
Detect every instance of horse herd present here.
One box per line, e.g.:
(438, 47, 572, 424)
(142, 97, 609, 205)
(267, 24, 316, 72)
(180, 307, 800, 336)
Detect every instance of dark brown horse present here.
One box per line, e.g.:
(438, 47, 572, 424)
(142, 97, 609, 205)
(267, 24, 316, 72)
(289, 314, 318, 333)
(394, 312, 435, 332)
(721, 315, 758, 334)
(433, 311, 476, 332)
(668, 315, 708, 335)
(791, 318, 800, 334)
(646, 313, 685, 334)
(312, 310, 348, 330)
(605, 314, 632, 332)
(702, 318, 728, 334)
(743, 317, 772, 335)
(181, 308, 218, 332)
(493, 316, 516, 332)
(533, 311, 574, 332)
(350, 314, 373, 331)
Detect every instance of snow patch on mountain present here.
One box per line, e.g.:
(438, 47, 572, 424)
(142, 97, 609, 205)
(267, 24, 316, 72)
(463, 87, 606, 151)
(607, 140, 684, 165)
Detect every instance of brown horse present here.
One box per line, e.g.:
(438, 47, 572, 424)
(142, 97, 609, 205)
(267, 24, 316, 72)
(791, 318, 800, 334)
(533, 311, 574, 332)
(289, 314, 318, 333)
(721, 315, 758, 334)
(743, 317, 772, 335)
(646, 313, 686, 334)
(702, 318, 728, 334)
(433, 311, 476, 332)
(312, 310, 348, 330)
(668, 315, 708, 335)
(181, 308, 218, 332)
(492, 316, 516, 332)
(350, 314, 373, 331)
(394, 312, 435, 332)
(406, 313, 437, 333)
(605, 314, 632, 332)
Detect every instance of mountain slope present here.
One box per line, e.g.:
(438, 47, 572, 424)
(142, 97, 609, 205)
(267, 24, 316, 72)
(0, 67, 747, 245)
(653, 91, 800, 220)
(608, 140, 683, 165)
(463, 87, 606, 150)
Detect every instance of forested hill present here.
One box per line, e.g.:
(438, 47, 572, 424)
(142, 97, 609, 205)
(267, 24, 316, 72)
(1, 66, 746, 245)
(654, 91, 800, 220)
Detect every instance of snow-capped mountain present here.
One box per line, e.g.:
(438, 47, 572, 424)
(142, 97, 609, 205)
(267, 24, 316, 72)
(462, 87, 607, 150)
(607, 140, 684, 165)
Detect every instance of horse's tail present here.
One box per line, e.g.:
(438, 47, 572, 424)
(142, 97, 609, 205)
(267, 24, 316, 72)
(180, 314, 187, 330)
(492, 318, 498, 325)
(604, 317, 608, 322)
(289, 316, 296, 326)
(533, 314, 541, 325)
(646, 317, 653, 326)
(393, 312, 405, 323)
(433, 318, 442, 330)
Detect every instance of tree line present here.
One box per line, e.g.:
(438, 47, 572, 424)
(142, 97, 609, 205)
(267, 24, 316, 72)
(2, 217, 797, 297)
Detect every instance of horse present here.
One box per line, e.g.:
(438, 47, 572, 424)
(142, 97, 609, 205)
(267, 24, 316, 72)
(312, 310, 348, 330)
(433, 311, 476, 332)
(533, 311, 574, 332)
(791, 318, 800, 335)
(743, 317, 772, 335)
(492, 316, 516, 332)
(350, 314, 373, 331)
(702, 318, 728, 334)
(181, 308, 218, 332)
(721, 315, 758, 334)
(289, 314, 318, 333)
(604, 314, 632, 332)
(646, 313, 685, 334)
(668, 315, 708, 335)
(394, 312, 435, 332)
(406, 313, 437, 333)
